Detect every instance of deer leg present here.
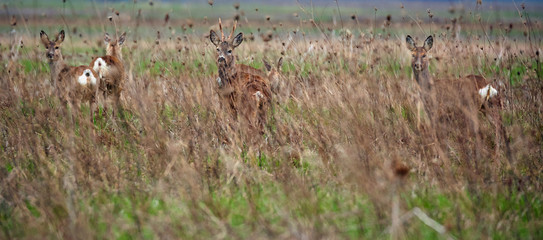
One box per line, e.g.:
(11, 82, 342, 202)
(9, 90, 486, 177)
(68, 98, 78, 125)
(89, 99, 94, 124)
(416, 99, 422, 130)
(493, 116, 501, 157)
(114, 88, 123, 118)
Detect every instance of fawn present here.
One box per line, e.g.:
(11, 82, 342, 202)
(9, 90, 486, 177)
(264, 57, 292, 106)
(263, 57, 284, 95)
(40, 30, 99, 121)
(406, 35, 507, 156)
(91, 32, 126, 107)
(209, 19, 272, 134)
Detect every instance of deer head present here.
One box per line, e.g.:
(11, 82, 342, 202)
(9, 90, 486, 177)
(209, 19, 243, 69)
(40, 30, 65, 62)
(406, 35, 433, 73)
(263, 57, 283, 81)
(104, 32, 126, 58)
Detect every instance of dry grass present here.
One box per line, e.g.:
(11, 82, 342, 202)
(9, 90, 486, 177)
(0, 1, 542, 239)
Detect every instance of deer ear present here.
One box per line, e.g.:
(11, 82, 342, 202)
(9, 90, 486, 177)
(263, 59, 272, 72)
(209, 30, 220, 46)
(423, 35, 433, 51)
(56, 30, 65, 44)
(277, 57, 283, 69)
(40, 30, 50, 48)
(406, 35, 416, 51)
(118, 32, 127, 45)
(104, 33, 111, 44)
(232, 32, 243, 48)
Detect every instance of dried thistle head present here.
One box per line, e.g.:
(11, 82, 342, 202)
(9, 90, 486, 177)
(393, 162, 410, 179)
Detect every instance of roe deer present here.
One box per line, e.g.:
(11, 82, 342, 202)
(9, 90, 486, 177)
(406, 35, 502, 114)
(405, 35, 437, 124)
(406, 35, 508, 157)
(91, 32, 126, 107)
(209, 19, 272, 134)
(40, 30, 99, 121)
(263, 57, 284, 95)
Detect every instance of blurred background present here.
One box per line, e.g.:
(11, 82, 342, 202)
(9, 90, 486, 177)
(2, 0, 542, 38)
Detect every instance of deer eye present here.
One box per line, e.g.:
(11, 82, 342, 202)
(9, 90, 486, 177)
(55, 46, 59, 49)
(227, 50, 232, 54)
(422, 54, 426, 58)
(216, 48, 220, 52)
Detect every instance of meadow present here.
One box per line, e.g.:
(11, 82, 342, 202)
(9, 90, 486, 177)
(1, 0, 542, 239)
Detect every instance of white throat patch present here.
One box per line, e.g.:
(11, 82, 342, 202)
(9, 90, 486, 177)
(478, 84, 498, 100)
(254, 91, 264, 100)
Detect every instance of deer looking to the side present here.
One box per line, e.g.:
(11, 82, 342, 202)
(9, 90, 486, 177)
(209, 19, 272, 134)
(406, 35, 508, 156)
(91, 32, 126, 108)
(40, 30, 99, 121)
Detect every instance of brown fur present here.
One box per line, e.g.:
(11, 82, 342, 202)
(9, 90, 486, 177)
(210, 19, 271, 134)
(91, 55, 125, 100)
(90, 32, 126, 105)
(40, 30, 99, 121)
(407, 35, 508, 158)
(263, 57, 284, 97)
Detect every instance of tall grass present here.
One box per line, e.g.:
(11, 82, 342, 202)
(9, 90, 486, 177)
(0, 1, 542, 239)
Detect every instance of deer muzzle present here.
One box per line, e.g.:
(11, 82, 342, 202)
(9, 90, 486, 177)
(413, 62, 422, 71)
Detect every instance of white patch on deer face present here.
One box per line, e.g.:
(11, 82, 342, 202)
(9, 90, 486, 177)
(216, 77, 223, 87)
(479, 84, 498, 100)
(92, 58, 108, 78)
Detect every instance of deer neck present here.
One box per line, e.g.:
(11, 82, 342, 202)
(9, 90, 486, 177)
(414, 67, 433, 91)
(49, 54, 68, 81)
(107, 47, 122, 60)
(218, 63, 238, 88)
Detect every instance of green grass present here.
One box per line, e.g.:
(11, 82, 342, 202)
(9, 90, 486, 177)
(1, 2, 542, 239)
(4, 180, 539, 239)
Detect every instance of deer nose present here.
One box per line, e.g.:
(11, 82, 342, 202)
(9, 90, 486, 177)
(218, 55, 225, 62)
(414, 63, 422, 71)
(47, 53, 54, 59)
